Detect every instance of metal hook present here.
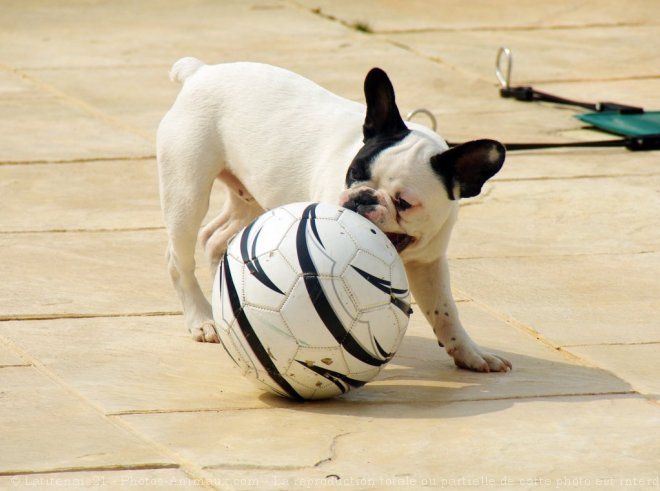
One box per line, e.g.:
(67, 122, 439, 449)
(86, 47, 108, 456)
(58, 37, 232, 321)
(495, 47, 512, 88)
(405, 108, 437, 132)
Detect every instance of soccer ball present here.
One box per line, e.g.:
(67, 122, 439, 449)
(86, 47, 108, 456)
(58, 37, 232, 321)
(211, 202, 411, 400)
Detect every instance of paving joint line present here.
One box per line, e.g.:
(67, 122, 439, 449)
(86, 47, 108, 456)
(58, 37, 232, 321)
(0, 311, 182, 322)
(450, 250, 657, 261)
(108, 390, 640, 417)
(293, 2, 374, 33)
(21, 63, 170, 72)
(372, 21, 650, 35)
(0, 226, 166, 235)
(495, 172, 660, 182)
(0, 463, 180, 478)
(108, 407, 269, 417)
(560, 340, 660, 348)
(0, 155, 155, 166)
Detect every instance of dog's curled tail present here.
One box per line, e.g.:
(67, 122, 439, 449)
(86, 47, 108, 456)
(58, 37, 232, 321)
(169, 57, 205, 84)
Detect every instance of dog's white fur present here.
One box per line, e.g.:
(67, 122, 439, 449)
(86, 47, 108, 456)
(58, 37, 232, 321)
(157, 58, 511, 372)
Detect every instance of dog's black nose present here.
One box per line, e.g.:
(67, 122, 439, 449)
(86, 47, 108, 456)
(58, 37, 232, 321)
(342, 189, 379, 213)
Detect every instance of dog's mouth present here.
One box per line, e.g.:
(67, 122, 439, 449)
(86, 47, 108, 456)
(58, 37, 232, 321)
(385, 233, 415, 253)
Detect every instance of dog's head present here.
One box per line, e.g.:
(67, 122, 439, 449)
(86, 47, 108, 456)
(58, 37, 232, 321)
(339, 68, 505, 261)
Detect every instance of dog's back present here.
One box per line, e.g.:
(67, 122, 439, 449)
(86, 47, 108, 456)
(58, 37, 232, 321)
(159, 59, 365, 205)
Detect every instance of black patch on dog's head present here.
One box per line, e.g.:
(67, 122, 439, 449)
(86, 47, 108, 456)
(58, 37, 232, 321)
(346, 133, 409, 186)
(431, 140, 505, 200)
(346, 68, 410, 187)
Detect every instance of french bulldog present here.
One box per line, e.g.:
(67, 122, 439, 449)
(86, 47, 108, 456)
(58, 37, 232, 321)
(157, 58, 511, 372)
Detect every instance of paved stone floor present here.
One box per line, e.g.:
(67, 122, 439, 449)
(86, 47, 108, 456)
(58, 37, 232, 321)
(1, 1, 659, 490)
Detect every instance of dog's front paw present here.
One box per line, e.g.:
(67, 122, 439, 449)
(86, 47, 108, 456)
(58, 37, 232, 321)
(190, 320, 220, 343)
(447, 342, 512, 373)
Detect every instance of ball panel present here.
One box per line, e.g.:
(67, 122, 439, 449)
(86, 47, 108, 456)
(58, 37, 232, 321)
(277, 214, 357, 278)
(337, 208, 398, 265)
(317, 276, 359, 331)
(389, 298, 412, 335)
(345, 365, 381, 381)
(303, 201, 345, 220)
(304, 218, 358, 277)
(211, 254, 241, 330)
(280, 277, 345, 348)
(356, 306, 404, 359)
(225, 227, 245, 264)
(284, 349, 347, 399)
(241, 250, 298, 310)
(241, 306, 298, 374)
(390, 259, 410, 299)
(345, 315, 385, 364)
(244, 207, 298, 257)
(292, 346, 375, 399)
(276, 201, 316, 220)
(277, 201, 343, 220)
(343, 251, 393, 311)
(243, 373, 291, 399)
(219, 327, 259, 376)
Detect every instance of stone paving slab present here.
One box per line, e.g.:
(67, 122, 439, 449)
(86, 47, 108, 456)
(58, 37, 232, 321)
(17, 46, 492, 140)
(380, 26, 660, 84)
(493, 150, 660, 181)
(0, 158, 228, 232)
(0, 159, 160, 232)
(0, 1, 338, 69)
(122, 395, 660, 490)
(0, 366, 173, 475)
(453, 174, 660, 258)
(0, 230, 180, 318)
(21, 66, 180, 139)
(0, 303, 631, 415)
(0, 68, 152, 163)
(350, 302, 632, 403)
(452, 253, 660, 347)
(297, 0, 656, 32)
(0, 316, 268, 414)
(433, 106, 587, 148)
(565, 343, 660, 401)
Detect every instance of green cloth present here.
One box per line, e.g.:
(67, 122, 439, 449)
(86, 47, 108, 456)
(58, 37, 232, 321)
(576, 111, 660, 136)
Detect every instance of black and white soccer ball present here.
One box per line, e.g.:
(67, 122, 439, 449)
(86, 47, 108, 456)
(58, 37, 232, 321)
(211, 202, 411, 400)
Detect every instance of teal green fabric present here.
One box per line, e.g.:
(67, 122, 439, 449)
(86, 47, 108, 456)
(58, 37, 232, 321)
(576, 111, 660, 136)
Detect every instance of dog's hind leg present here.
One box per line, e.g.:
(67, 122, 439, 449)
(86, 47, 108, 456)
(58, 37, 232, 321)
(200, 170, 264, 273)
(158, 135, 223, 343)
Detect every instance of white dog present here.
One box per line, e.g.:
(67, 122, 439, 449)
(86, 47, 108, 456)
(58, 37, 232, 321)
(157, 58, 511, 372)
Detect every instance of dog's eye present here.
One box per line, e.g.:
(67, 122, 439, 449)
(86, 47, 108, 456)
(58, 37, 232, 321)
(396, 197, 412, 211)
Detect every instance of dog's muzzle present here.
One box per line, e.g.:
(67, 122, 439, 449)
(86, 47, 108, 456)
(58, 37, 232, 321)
(341, 189, 415, 253)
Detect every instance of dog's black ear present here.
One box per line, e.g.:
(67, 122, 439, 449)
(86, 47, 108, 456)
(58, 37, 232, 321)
(363, 68, 409, 141)
(431, 140, 505, 200)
